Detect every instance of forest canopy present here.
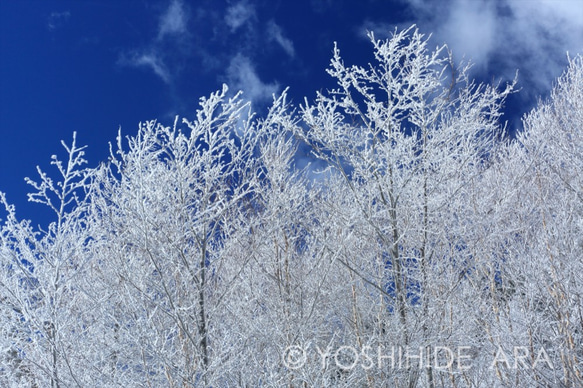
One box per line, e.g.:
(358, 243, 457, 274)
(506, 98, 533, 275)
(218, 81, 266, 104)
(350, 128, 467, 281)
(1, 27, 582, 387)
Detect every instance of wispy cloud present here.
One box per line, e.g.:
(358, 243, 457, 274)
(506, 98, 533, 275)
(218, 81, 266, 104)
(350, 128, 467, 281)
(225, 0, 256, 32)
(309, 0, 334, 14)
(158, 0, 187, 40)
(119, 0, 192, 85)
(502, 0, 583, 93)
(439, 0, 496, 69)
(118, 51, 171, 84)
(396, 0, 502, 69)
(226, 54, 279, 104)
(399, 0, 583, 96)
(267, 20, 295, 58)
(47, 11, 70, 31)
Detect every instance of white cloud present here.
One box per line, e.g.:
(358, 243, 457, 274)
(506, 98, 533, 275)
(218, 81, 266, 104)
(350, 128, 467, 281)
(503, 0, 583, 89)
(118, 0, 193, 85)
(310, 0, 334, 13)
(47, 11, 70, 31)
(119, 51, 171, 84)
(267, 20, 295, 58)
(399, 0, 497, 68)
(158, 0, 187, 39)
(400, 0, 583, 95)
(439, 0, 496, 68)
(225, 0, 256, 32)
(227, 54, 279, 104)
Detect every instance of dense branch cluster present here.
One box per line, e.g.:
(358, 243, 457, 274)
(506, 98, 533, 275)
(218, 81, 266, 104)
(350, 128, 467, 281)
(1, 27, 582, 387)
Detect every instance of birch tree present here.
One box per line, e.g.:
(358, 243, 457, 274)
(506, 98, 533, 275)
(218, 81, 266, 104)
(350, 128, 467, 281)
(481, 54, 583, 387)
(85, 85, 265, 386)
(297, 25, 515, 387)
(2, 25, 581, 388)
(0, 134, 92, 387)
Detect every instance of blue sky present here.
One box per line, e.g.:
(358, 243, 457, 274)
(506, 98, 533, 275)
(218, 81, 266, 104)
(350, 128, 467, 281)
(1, 0, 582, 225)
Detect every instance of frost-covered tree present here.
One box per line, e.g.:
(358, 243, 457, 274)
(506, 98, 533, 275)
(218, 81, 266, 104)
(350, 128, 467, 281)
(297, 25, 515, 387)
(479, 54, 583, 387)
(1, 26, 581, 388)
(0, 134, 92, 387)
(85, 86, 266, 386)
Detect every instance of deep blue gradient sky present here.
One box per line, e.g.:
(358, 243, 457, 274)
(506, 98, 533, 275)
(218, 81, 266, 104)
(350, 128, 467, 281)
(1, 0, 582, 226)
